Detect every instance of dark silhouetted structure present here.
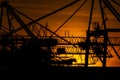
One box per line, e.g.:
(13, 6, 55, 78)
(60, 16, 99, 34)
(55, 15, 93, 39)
(0, 0, 120, 73)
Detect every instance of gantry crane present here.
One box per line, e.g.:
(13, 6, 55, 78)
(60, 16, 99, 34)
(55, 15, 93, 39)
(0, 0, 79, 70)
(0, 0, 58, 70)
(83, 0, 120, 67)
(0, 0, 120, 71)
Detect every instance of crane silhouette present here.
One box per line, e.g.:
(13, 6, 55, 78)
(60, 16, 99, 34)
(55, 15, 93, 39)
(0, 0, 120, 71)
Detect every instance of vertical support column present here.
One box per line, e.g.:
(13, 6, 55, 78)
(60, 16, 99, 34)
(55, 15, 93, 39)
(99, 0, 108, 67)
(85, 0, 94, 67)
(6, 5, 15, 53)
(85, 31, 90, 67)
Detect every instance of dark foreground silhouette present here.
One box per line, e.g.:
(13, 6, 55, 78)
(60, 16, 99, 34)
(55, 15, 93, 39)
(0, 39, 119, 79)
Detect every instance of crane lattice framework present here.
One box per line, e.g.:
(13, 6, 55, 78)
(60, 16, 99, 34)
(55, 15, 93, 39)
(50, 0, 120, 67)
(0, 0, 120, 69)
(84, 0, 120, 67)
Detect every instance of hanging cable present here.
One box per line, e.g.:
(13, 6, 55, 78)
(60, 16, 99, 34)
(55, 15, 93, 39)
(28, 0, 81, 23)
(108, 39, 120, 59)
(5, 3, 77, 48)
(102, 0, 120, 21)
(50, 0, 88, 37)
(4, 0, 81, 37)
(111, 0, 120, 6)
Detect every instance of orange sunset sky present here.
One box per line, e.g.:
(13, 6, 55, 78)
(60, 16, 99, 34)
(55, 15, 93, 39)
(1, 0, 120, 67)
(9, 0, 120, 36)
